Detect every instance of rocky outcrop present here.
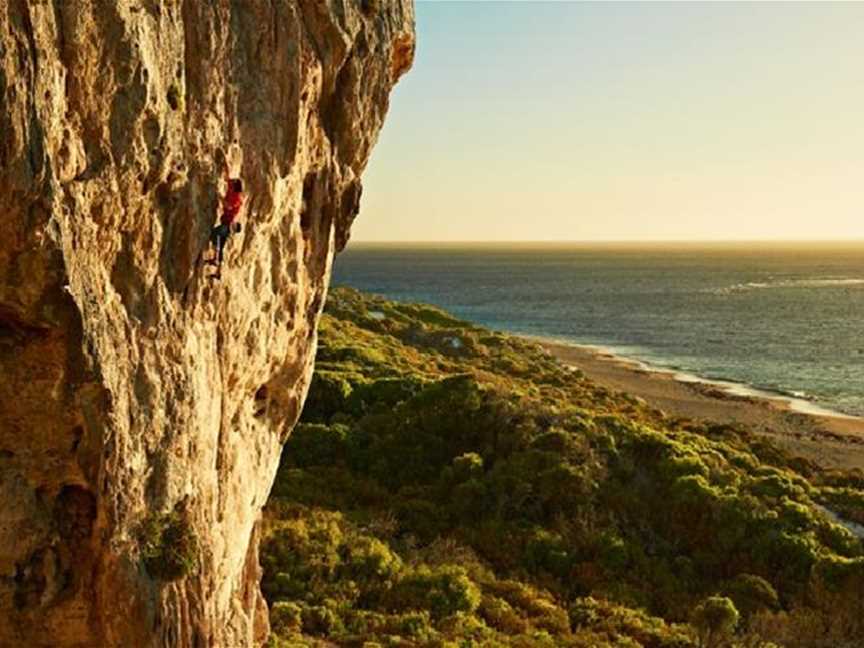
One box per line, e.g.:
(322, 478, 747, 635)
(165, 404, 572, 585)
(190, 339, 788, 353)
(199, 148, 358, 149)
(0, 1, 414, 646)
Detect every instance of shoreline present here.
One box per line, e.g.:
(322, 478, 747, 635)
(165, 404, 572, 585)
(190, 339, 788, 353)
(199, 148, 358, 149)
(530, 336, 864, 471)
(534, 337, 859, 420)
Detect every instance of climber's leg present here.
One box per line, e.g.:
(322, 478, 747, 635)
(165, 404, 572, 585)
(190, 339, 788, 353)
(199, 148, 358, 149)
(206, 224, 228, 266)
(205, 227, 219, 266)
(207, 225, 230, 280)
(216, 232, 226, 266)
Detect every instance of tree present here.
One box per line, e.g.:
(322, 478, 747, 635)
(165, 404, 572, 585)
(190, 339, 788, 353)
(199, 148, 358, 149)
(692, 596, 739, 648)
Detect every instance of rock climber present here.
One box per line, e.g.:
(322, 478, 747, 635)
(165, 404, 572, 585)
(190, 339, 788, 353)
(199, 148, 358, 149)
(207, 164, 244, 280)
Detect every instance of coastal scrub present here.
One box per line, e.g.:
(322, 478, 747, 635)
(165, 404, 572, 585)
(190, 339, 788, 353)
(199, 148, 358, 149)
(262, 288, 864, 647)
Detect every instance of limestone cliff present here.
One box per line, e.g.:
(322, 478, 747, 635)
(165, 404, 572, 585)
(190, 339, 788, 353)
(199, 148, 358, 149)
(0, 1, 414, 646)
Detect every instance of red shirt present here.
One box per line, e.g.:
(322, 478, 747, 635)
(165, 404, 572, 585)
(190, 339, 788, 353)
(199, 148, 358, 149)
(221, 184, 243, 226)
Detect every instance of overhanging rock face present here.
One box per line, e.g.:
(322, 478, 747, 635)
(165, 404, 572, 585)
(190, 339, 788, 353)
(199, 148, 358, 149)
(0, 2, 414, 646)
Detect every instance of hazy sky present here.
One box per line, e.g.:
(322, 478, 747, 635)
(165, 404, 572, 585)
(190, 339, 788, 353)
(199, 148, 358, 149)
(353, 1, 864, 242)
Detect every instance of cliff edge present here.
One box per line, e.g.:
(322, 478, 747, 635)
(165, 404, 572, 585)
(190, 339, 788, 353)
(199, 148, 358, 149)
(0, 1, 414, 646)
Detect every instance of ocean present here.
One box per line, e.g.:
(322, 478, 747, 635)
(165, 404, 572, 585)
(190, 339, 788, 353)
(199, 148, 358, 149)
(331, 242, 864, 418)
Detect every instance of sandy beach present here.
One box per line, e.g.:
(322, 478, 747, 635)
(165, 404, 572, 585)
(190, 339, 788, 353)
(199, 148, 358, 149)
(537, 340, 864, 471)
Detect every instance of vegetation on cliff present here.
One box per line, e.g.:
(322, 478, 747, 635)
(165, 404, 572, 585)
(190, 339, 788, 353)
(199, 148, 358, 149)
(262, 288, 864, 647)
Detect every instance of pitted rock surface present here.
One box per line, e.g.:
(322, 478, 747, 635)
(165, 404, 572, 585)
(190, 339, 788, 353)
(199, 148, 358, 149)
(0, 1, 414, 646)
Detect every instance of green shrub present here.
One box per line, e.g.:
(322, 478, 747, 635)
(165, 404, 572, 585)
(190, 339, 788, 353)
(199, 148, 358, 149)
(536, 462, 591, 512)
(140, 509, 197, 580)
(340, 535, 403, 583)
(260, 507, 343, 601)
(390, 565, 481, 619)
(778, 498, 816, 530)
(660, 452, 710, 479)
(569, 597, 696, 647)
(691, 596, 739, 648)
(569, 597, 601, 630)
(479, 595, 527, 634)
(597, 530, 630, 572)
(528, 598, 570, 635)
(284, 423, 349, 467)
(329, 345, 388, 368)
(452, 452, 484, 482)
(349, 377, 422, 415)
(451, 479, 488, 521)
(529, 429, 574, 454)
(722, 574, 779, 619)
(270, 601, 303, 635)
(812, 555, 864, 593)
(301, 372, 354, 423)
(395, 611, 434, 640)
(301, 603, 343, 636)
(751, 472, 807, 500)
(524, 530, 572, 578)
(394, 498, 446, 541)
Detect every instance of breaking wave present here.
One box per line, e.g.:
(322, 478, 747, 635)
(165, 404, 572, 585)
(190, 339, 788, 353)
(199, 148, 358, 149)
(706, 278, 864, 295)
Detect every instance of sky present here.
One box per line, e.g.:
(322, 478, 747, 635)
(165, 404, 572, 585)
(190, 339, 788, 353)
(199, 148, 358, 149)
(353, 1, 864, 242)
